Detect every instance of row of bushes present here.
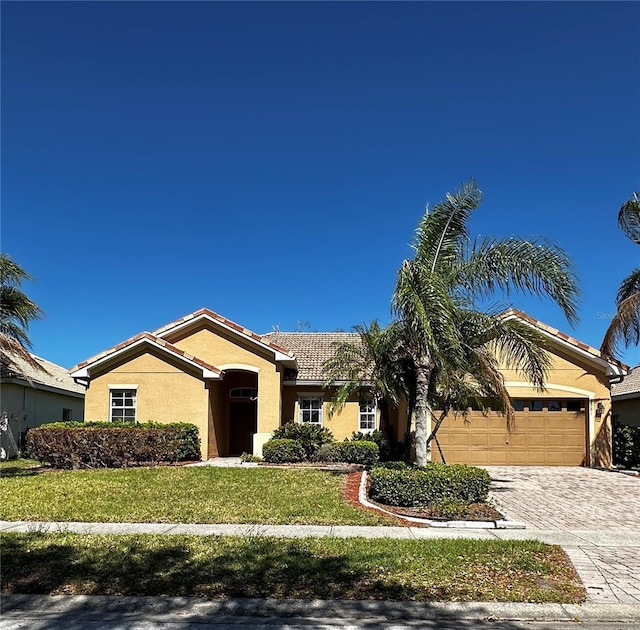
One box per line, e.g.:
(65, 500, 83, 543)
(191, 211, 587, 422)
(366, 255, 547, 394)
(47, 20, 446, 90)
(613, 423, 640, 469)
(262, 438, 379, 467)
(26, 422, 200, 469)
(261, 424, 381, 467)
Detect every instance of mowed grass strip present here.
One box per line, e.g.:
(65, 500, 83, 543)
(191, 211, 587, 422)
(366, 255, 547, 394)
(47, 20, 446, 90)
(0, 465, 395, 525)
(1, 533, 585, 603)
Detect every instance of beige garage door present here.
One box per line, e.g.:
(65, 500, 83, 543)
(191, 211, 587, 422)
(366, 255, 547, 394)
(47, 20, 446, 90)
(432, 400, 587, 466)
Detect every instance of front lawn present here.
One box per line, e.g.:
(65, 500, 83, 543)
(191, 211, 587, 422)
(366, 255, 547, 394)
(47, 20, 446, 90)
(0, 465, 395, 525)
(1, 533, 585, 603)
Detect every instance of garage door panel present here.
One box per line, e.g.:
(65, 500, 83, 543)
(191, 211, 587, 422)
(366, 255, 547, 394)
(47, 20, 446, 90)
(434, 408, 586, 466)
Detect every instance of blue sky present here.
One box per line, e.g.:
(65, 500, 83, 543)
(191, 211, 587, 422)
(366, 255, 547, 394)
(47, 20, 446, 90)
(2, 1, 639, 369)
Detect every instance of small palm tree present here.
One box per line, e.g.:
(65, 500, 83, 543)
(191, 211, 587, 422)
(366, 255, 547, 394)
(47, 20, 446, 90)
(323, 321, 405, 441)
(601, 193, 640, 358)
(393, 180, 579, 466)
(0, 254, 45, 372)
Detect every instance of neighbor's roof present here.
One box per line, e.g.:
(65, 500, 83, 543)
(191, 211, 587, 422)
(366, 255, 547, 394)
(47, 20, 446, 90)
(612, 365, 640, 399)
(502, 309, 629, 373)
(1, 351, 85, 396)
(262, 332, 359, 381)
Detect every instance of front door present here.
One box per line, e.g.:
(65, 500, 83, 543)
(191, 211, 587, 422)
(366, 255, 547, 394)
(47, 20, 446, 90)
(229, 402, 257, 455)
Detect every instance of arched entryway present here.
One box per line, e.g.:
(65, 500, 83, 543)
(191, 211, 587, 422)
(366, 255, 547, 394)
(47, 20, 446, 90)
(225, 371, 258, 455)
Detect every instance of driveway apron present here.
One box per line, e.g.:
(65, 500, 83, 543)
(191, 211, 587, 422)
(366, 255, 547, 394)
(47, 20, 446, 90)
(485, 466, 640, 604)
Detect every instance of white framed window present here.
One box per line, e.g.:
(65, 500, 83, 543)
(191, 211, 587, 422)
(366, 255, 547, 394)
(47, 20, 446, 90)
(359, 399, 376, 432)
(110, 389, 137, 422)
(298, 396, 323, 425)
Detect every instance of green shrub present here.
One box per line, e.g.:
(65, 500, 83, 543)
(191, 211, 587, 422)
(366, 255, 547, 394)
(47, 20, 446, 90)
(313, 441, 379, 467)
(262, 439, 305, 464)
(429, 498, 470, 520)
(25, 422, 200, 469)
(350, 430, 392, 461)
(272, 424, 334, 460)
(339, 440, 379, 467)
(613, 423, 640, 469)
(368, 463, 491, 507)
(240, 452, 262, 463)
(313, 443, 344, 463)
(374, 460, 410, 470)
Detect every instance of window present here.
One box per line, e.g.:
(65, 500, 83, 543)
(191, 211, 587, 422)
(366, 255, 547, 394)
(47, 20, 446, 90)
(567, 400, 585, 412)
(110, 389, 137, 422)
(547, 400, 562, 412)
(359, 399, 376, 432)
(230, 388, 257, 399)
(62, 408, 72, 422)
(299, 396, 323, 424)
(513, 400, 526, 412)
(529, 400, 544, 412)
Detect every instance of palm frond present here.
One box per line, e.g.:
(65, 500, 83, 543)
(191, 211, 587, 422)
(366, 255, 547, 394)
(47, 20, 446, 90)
(618, 193, 640, 244)
(601, 287, 640, 359)
(454, 236, 580, 325)
(413, 179, 483, 273)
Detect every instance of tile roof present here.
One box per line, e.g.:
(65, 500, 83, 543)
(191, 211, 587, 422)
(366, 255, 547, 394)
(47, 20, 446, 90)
(612, 365, 640, 398)
(502, 309, 629, 372)
(69, 332, 221, 376)
(261, 332, 360, 380)
(1, 351, 85, 395)
(152, 308, 294, 357)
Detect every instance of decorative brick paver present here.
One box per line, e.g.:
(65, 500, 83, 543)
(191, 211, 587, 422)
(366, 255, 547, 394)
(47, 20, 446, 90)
(484, 466, 640, 605)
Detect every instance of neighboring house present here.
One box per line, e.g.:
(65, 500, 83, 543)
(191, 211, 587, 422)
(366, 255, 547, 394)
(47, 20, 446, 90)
(612, 365, 640, 428)
(70, 308, 626, 468)
(1, 352, 85, 458)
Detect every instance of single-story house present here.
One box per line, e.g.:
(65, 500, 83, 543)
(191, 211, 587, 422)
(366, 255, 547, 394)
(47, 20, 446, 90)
(612, 365, 640, 428)
(69, 308, 627, 468)
(1, 351, 85, 458)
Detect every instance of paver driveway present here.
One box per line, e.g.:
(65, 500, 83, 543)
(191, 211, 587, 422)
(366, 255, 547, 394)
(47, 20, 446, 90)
(485, 466, 640, 604)
(484, 466, 640, 530)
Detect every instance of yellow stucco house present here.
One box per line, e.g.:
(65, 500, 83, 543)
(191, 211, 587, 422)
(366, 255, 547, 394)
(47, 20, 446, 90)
(70, 308, 627, 468)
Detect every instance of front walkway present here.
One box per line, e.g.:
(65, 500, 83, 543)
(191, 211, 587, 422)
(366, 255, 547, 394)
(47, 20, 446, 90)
(484, 466, 640, 605)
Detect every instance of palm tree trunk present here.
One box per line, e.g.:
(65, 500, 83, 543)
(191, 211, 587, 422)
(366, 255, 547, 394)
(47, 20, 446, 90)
(414, 362, 433, 466)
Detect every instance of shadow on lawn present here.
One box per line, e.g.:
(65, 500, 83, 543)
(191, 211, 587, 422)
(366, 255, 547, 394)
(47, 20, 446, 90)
(0, 465, 47, 478)
(3, 533, 428, 600)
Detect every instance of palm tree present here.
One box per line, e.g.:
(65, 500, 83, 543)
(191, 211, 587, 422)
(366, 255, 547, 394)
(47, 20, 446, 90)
(393, 180, 579, 466)
(0, 254, 45, 372)
(601, 193, 640, 359)
(323, 321, 406, 441)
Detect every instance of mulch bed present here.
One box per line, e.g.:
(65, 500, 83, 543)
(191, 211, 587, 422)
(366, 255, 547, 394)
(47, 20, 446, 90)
(343, 471, 505, 523)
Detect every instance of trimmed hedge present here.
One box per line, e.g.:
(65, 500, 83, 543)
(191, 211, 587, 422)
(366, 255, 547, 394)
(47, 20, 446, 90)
(25, 422, 201, 469)
(613, 423, 640, 469)
(350, 430, 393, 461)
(368, 463, 491, 507)
(262, 439, 305, 464)
(271, 424, 334, 460)
(314, 441, 380, 467)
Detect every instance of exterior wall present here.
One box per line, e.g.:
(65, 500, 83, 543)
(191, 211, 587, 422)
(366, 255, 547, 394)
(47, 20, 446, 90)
(612, 397, 640, 427)
(281, 385, 379, 442)
(167, 324, 283, 452)
(1, 383, 85, 457)
(84, 349, 209, 459)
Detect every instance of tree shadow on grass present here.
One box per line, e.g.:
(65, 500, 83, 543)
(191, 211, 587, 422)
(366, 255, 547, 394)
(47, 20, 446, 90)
(2, 533, 426, 600)
(1, 534, 578, 630)
(0, 465, 48, 478)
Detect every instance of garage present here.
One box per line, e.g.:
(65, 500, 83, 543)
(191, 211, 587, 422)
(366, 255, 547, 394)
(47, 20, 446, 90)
(432, 399, 588, 466)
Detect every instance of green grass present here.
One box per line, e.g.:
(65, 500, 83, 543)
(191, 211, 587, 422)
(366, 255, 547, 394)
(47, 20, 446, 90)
(0, 466, 395, 525)
(0, 458, 42, 475)
(0, 532, 585, 603)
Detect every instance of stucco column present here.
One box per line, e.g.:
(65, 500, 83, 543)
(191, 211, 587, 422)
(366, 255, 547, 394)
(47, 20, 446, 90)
(253, 365, 282, 456)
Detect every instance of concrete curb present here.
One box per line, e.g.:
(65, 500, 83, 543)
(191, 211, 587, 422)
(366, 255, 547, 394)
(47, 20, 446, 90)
(2, 594, 640, 623)
(358, 471, 526, 529)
